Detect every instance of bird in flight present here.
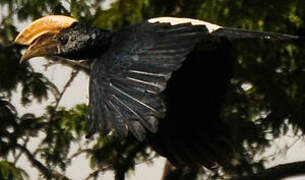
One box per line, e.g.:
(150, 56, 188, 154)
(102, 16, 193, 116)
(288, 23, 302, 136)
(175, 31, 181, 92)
(15, 15, 298, 168)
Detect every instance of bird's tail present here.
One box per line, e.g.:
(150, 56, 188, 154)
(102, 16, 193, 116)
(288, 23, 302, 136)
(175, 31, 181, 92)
(213, 27, 299, 40)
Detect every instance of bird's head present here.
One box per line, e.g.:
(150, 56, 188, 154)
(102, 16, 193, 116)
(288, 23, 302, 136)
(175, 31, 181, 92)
(15, 15, 111, 63)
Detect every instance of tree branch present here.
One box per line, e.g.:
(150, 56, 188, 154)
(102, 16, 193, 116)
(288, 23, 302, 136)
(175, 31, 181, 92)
(84, 165, 113, 180)
(15, 143, 53, 179)
(54, 69, 80, 109)
(46, 56, 90, 74)
(15, 143, 70, 180)
(13, 136, 30, 165)
(235, 161, 305, 180)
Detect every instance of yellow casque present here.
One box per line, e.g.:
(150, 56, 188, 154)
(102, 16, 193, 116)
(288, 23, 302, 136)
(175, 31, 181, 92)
(15, 15, 78, 45)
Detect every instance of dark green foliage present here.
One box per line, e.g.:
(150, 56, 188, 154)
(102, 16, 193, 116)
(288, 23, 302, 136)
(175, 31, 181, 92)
(0, 0, 305, 179)
(0, 160, 28, 180)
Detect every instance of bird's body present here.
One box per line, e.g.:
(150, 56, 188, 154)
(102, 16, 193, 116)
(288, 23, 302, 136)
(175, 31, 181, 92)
(15, 15, 299, 169)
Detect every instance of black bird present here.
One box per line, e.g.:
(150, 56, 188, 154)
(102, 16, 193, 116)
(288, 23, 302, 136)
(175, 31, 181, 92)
(15, 15, 299, 169)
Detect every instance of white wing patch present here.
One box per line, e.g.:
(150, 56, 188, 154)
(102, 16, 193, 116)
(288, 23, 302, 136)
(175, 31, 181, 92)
(148, 17, 222, 33)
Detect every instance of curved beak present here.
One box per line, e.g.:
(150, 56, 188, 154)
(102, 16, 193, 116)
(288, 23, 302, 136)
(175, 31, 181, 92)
(20, 33, 60, 63)
(14, 15, 78, 63)
(20, 34, 60, 63)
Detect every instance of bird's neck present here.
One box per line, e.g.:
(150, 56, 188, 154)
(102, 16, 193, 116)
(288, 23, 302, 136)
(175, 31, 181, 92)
(85, 28, 113, 59)
(61, 26, 113, 60)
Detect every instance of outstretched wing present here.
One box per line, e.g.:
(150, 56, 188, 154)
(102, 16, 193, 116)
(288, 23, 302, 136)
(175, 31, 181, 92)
(88, 20, 208, 140)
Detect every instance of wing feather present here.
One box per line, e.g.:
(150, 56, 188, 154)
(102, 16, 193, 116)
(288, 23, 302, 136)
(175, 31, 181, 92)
(104, 99, 128, 137)
(89, 21, 208, 140)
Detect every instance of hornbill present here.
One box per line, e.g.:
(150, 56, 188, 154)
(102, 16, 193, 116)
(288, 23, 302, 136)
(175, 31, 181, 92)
(15, 15, 299, 169)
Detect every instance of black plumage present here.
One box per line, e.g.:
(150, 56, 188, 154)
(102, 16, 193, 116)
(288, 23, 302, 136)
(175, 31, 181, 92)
(16, 16, 299, 168)
(87, 22, 208, 141)
(147, 37, 234, 168)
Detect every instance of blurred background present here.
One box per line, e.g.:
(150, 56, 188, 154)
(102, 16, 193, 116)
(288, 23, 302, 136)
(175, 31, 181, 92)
(1, 0, 305, 179)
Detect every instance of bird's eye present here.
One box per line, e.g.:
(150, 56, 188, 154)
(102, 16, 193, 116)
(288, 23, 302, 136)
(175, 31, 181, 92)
(59, 35, 68, 45)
